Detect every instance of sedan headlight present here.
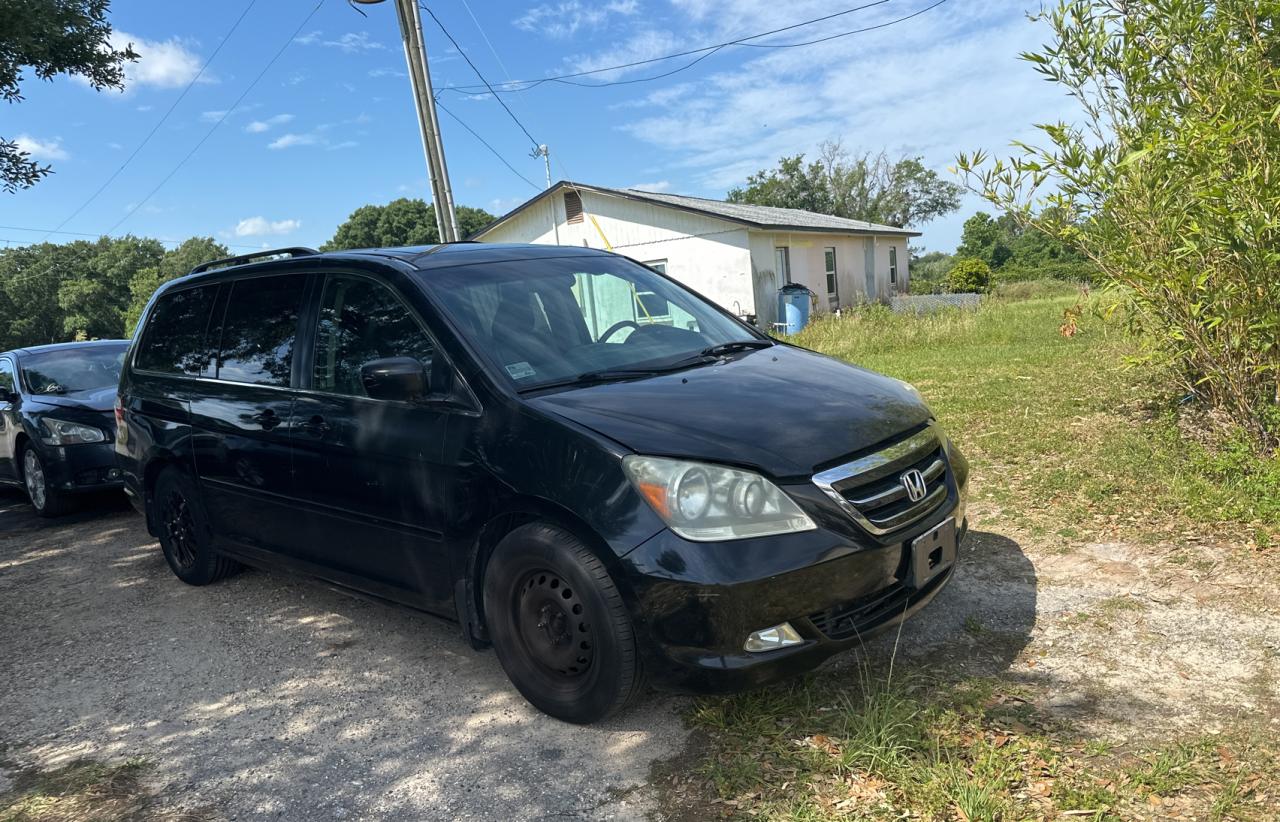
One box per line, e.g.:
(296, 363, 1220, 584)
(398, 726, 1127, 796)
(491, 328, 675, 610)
(622, 456, 816, 541)
(39, 418, 106, 445)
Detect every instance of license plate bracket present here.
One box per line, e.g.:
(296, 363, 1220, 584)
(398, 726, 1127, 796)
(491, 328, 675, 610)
(909, 517, 957, 588)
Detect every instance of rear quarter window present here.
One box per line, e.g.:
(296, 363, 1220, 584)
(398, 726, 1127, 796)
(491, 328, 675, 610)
(135, 285, 220, 376)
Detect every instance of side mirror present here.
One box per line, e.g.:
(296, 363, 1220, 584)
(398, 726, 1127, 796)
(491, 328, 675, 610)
(360, 357, 427, 402)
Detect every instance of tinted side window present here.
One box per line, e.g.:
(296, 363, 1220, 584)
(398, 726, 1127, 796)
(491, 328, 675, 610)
(0, 359, 15, 394)
(313, 275, 435, 397)
(135, 285, 219, 375)
(216, 274, 306, 387)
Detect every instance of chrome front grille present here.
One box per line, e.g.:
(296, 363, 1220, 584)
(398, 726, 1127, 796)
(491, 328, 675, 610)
(812, 426, 950, 536)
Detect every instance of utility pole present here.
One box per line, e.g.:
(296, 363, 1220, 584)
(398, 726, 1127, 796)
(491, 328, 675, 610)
(531, 144, 559, 243)
(359, 0, 459, 242)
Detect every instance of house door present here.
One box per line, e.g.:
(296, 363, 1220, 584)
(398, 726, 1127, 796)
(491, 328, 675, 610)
(824, 247, 838, 310)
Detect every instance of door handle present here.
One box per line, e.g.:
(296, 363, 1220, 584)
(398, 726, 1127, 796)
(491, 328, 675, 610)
(252, 409, 281, 431)
(301, 414, 331, 437)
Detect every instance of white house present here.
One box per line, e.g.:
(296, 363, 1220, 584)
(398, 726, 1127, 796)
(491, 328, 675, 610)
(469, 181, 920, 329)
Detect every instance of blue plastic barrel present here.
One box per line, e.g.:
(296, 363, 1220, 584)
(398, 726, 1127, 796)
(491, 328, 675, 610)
(777, 284, 813, 335)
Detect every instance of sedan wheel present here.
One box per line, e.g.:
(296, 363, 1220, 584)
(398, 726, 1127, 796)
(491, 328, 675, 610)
(23, 448, 45, 510)
(21, 447, 70, 517)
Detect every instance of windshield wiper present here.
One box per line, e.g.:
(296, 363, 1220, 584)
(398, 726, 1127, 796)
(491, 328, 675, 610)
(699, 339, 774, 358)
(519, 357, 720, 393)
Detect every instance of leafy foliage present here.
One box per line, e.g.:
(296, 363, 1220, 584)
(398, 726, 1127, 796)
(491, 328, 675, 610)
(955, 0, 1280, 449)
(945, 257, 991, 294)
(0, 236, 226, 347)
(0, 0, 137, 191)
(727, 141, 962, 227)
(322, 198, 496, 250)
(957, 210, 1094, 283)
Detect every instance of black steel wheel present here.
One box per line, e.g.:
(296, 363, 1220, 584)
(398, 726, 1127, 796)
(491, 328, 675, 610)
(484, 522, 642, 724)
(516, 570, 594, 677)
(153, 468, 240, 586)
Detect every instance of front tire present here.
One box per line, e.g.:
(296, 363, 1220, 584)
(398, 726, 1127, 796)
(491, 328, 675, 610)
(22, 445, 73, 518)
(483, 522, 642, 724)
(154, 468, 239, 585)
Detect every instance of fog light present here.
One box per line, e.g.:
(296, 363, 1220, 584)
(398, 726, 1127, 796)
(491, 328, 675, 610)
(743, 622, 804, 653)
(107, 468, 122, 479)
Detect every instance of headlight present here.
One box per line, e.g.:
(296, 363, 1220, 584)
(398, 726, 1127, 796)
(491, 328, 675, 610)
(39, 418, 106, 445)
(622, 456, 816, 541)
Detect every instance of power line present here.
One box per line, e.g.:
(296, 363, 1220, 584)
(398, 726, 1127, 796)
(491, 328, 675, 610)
(43, 0, 259, 241)
(437, 0, 890, 96)
(433, 100, 541, 191)
(418, 3, 541, 151)
(104, 0, 324, 236)
(740, 0, 949, 48)
(458, 0, 514, 82)
(0, 224, 269, 252)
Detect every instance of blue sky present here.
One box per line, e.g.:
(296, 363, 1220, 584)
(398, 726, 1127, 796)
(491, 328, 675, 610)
(4, 0, 1077, 255)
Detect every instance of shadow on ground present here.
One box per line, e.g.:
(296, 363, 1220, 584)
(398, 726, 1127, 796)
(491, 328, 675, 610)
(0, 494, 686, 821)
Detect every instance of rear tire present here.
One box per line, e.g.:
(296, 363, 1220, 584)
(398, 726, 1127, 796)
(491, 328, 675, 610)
(483, 522, 642, 724)
(21, 445, 73, 518)
(154, 467, 240, 585)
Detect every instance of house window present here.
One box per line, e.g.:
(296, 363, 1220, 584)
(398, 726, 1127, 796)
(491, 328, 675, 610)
(636, 261, 673, 325)
(824, 247, 838, 309)
(774, 247, 791, 284)
(564, 189, 584, 224)
(889, 246, 898, 286)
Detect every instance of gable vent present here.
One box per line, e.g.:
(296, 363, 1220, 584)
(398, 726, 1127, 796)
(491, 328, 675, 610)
(564, 189, 584, 224)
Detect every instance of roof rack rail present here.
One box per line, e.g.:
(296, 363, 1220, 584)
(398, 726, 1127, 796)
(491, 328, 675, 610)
(188, 246, 319, 275)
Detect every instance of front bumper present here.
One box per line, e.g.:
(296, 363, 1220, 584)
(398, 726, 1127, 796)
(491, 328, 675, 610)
(623, 500, 966, 694)
(38, 441, 124, 494)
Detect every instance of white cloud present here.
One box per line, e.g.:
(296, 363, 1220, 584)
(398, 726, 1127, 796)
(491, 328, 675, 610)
(368, 67, 407, 78)
(199, 109, 227, 122)
(515, 1, 639, 38)
(629, 180, 670, 192)
(14, 134, 68, 161)
(598, 1, 1081, 249)
(268, 133, 319, 149)
(108, 141, 123, 150)
(312, 31, 386, 52)
(294, 30, 322, 45)
(245, 114, 294, 133)
(326, 140, 359, 151)
(112, 30, 210, 89)
(233, 216, 301, 237)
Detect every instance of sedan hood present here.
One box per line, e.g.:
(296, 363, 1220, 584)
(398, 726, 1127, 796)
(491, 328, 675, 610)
(528, 345, 932, 478)
(27, 386, 116, 413)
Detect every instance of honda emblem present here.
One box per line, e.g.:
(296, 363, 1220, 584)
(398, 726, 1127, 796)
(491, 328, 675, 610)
(900, 468, 928, 503)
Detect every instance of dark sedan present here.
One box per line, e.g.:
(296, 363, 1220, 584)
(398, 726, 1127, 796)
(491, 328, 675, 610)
(0, 340, 129, 516)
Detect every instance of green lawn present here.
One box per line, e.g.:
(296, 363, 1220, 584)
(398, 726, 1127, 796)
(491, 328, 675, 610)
(792, 293, 1280, 547)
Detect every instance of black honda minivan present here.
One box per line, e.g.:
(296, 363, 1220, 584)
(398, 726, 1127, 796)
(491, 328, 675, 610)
(117, 243, 968, 723)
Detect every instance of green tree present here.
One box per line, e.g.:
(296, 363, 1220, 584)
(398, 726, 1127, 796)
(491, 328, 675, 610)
(945, 258, 991, 293)
(728, 141, 962, 227)
(125, 236, 228, 333)
(955, 212, 1014, 268)
(322, 199, 496, 250)
(59, 235, 163, 339)
(908, 250, 955, 294)
(956, 0, 1280, 447)
(1, 0, 137, 191)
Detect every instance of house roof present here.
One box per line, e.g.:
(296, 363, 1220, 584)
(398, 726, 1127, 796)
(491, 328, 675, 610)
(470, 181, 922, 239)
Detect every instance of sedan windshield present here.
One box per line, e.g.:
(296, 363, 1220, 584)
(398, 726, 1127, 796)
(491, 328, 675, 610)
(424, 255, 767, 390)
(22, 346, 127, 395)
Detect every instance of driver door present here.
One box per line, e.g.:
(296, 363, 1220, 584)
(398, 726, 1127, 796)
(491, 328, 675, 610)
(289, 272, 456, 611)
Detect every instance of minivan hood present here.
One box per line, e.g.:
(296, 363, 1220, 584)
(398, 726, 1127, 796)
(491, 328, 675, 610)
(528, 345, 932, 479)
(26, 386, 116, 413)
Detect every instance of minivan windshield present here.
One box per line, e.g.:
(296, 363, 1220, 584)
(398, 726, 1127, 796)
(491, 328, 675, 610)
(423, 255, 767, 390)
(22, 345, 127, 395)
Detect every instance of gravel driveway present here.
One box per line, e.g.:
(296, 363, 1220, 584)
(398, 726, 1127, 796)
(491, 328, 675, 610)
(0, 489, 687, 820)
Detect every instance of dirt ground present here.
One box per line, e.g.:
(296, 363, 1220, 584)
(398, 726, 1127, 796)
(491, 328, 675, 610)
(1, 489, 1277, 820)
